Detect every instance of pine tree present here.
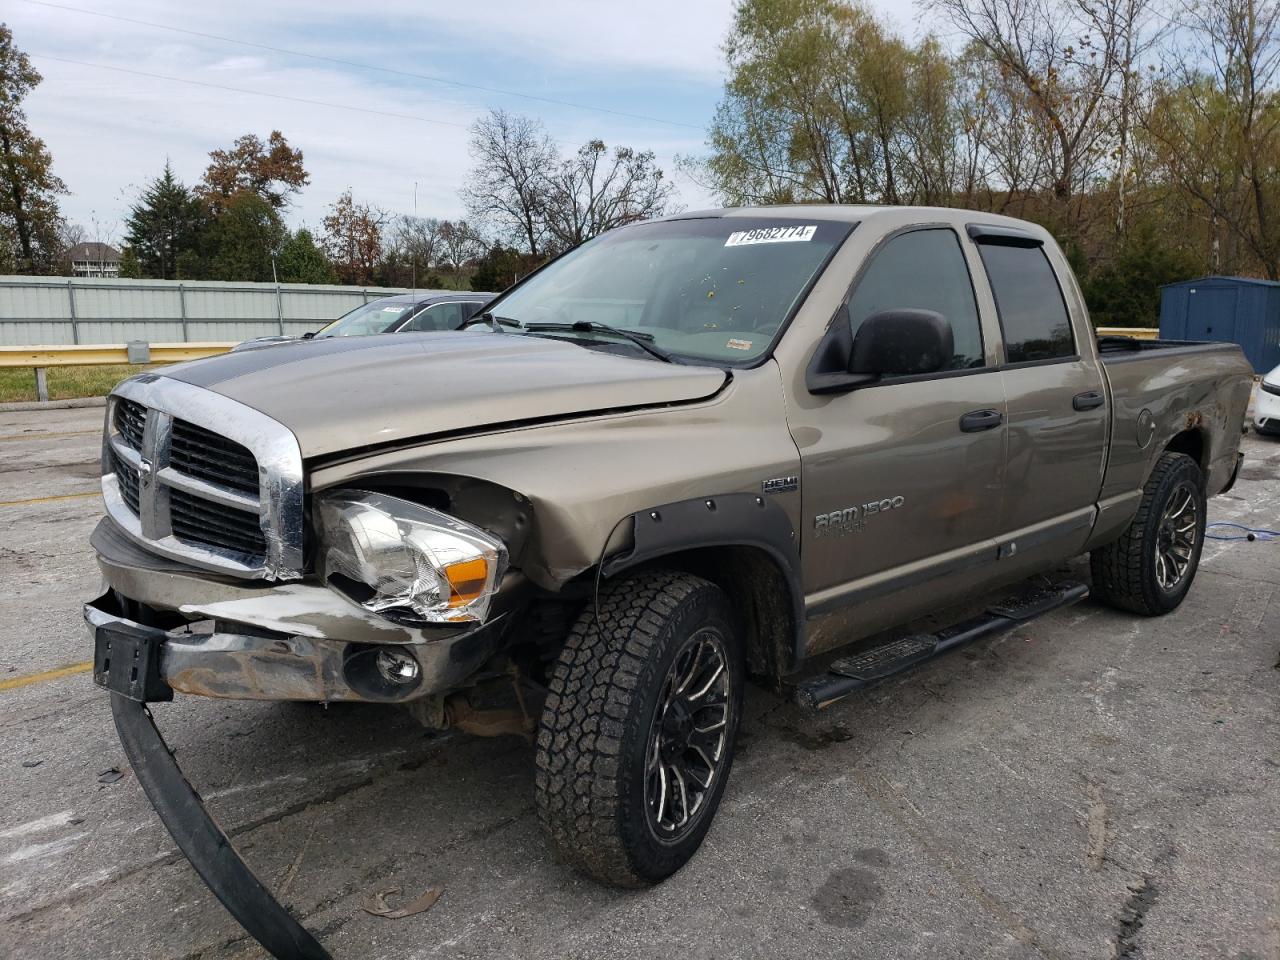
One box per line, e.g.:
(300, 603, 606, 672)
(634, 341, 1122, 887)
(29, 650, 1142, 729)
(123, 162, 208, 279)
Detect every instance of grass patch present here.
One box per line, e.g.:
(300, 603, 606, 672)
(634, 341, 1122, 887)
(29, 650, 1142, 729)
(0, 364, 163, 403)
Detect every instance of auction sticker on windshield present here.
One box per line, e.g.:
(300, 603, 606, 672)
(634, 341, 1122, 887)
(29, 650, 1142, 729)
(724, 225, 817, 246)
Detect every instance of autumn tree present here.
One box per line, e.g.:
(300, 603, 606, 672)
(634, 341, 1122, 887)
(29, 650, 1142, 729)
(1144, 0, 1280, 277)
(199, 131, 309, 213)
(703, 0, 965, 207)
(0, 24, 67, 274)
(322, 190, 386, 285)
(462, 110, 557, 257)
(123, 162, 208, 279)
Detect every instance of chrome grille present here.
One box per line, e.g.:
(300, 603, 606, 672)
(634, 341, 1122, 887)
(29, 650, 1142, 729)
(114, 398, 146, 451)
(101, 376, 304, 580)
(110, 446, 141, 514)
(170, 419, 260, 495)
(170, 488, 268, 556)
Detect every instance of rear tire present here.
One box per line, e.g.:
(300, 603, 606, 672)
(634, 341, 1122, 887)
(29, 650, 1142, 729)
(1090, 452, 1206, 616)
(534, 570, 743, 887)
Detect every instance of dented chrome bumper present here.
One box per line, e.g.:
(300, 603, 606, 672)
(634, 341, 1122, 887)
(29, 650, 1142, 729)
(87, 517, 511, 703)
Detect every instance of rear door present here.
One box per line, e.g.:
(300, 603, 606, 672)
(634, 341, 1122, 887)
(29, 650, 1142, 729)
(969, 229, 1107, 565)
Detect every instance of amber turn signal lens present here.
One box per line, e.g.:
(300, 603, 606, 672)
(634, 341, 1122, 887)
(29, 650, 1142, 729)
(444, 558, 490, 607)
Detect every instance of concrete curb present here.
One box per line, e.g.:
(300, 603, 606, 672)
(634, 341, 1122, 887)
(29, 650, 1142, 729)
(0, 396, 107, 412)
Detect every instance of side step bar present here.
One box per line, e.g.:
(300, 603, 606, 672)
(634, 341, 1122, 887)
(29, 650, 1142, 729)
(794, 581, 1089, 712)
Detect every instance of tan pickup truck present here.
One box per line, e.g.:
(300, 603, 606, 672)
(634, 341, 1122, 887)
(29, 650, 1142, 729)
(86, 206, 1252, 959)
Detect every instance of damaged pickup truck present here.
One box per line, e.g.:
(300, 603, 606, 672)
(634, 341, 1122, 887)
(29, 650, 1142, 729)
(87, 206, 1252, 958)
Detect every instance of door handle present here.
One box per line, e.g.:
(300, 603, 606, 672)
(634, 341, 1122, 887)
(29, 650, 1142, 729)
(959, 409, 1004, 432)
(1073, 390, 1105, 411)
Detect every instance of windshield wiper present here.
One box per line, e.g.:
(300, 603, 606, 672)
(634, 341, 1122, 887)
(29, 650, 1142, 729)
(460, 312, 523, 332)
(524, 321, 674, 363)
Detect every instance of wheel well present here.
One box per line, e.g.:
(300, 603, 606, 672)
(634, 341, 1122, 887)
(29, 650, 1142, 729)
(622, 545, 797, 686)
(1164, 427, 1207, 471)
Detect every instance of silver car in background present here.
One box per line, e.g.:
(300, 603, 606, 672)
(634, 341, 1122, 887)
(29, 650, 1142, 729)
(233, 292, 496, 351)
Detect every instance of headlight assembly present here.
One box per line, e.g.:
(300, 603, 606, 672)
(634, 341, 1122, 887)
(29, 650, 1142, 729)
(317, 490, 507, 624)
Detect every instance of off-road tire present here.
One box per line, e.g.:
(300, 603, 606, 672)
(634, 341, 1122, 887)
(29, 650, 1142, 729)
(534, 570, 743, 888)
(1090, 451, 1206, 616)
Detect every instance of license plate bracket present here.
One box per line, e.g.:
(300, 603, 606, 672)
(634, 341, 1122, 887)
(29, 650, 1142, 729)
(94, 622, 173, 703)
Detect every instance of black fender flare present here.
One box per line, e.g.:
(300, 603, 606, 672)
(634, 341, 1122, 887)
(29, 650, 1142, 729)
(600, 492, 804, 673)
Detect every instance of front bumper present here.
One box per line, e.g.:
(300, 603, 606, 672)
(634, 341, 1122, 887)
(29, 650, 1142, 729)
(87, 517, 514, 703)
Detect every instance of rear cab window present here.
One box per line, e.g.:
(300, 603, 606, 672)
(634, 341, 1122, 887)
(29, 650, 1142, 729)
(975, 242, 1075, 364)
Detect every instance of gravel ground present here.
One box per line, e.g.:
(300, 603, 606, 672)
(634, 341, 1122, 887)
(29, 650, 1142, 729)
(1, 405, 1277, 960)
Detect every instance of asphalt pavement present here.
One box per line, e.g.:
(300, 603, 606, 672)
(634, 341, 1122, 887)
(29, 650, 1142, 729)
(1, 404, 1277, 960)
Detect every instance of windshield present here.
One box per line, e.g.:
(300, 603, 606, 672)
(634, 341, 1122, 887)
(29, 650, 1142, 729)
(488, 217, 852, 363)
(317, 301, 416, 338)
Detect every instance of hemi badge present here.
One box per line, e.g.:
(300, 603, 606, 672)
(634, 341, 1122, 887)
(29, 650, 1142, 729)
(762, 476, 799, 494)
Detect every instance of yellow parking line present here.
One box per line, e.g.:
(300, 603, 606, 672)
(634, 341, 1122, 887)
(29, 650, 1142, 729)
(0, 661, 93, 692)
(0, 490, 100, 507)
(0, 430, 100, 442)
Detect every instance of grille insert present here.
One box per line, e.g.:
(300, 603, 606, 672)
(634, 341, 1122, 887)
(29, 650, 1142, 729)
(110, 447, 140, 515)
(169, 488, 267, 557)
(170, 418, 260, 495)
(114, 398, 146, 451)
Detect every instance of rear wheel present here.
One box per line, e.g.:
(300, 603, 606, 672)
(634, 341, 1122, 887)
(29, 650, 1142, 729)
(1090, 452, 1206, 615)
(534, 570, 742, 887)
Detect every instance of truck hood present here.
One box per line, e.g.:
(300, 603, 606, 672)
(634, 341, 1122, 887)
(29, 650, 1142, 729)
(161, 331, 729, 459)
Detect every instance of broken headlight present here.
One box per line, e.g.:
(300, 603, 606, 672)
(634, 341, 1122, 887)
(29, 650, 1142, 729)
(316, 490, 507, 624)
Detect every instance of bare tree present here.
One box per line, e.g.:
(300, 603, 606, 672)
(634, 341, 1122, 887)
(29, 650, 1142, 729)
(461, 110, 556, 257)
(436, 220, 484, 283)
(542, 141, 677, 249)
(931, 0, 1136, 232)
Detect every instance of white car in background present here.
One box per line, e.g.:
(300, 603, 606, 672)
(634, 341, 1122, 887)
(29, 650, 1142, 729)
(1256, 362, 1280, 436)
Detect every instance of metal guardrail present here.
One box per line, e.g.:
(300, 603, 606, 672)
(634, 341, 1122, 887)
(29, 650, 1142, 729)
(1, 327, 1163, 403)
(0, 341, 235, 402)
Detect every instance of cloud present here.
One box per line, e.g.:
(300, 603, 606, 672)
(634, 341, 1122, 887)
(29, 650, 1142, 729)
(5, 0, 925, 239)
(6, 0, 733, 236)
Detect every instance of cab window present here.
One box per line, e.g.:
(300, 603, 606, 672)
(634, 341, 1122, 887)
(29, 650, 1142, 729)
(846, 229, 984, 371)
(976, 243, 1075, 363)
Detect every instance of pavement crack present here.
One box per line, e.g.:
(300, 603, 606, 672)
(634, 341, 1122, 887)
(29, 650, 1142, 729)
(223, 775, 374, 839)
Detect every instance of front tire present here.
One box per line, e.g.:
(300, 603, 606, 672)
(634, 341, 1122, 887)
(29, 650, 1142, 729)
(1090, 451, 1207, 615)
(535, 570, 743, 887)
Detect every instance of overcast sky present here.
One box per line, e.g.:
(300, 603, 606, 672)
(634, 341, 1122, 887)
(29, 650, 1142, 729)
(7, 0, 927, 243)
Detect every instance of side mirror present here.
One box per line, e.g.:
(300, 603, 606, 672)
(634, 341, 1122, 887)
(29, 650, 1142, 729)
(850, 309, 953, 377)
(301, 331, 316, 340)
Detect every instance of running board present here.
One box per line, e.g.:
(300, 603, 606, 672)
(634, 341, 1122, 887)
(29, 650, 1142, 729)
(793, 581, 1089, 712)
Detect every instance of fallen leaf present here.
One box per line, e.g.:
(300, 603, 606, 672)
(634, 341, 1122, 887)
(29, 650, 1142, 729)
(361, 884, 444, 920)
(98, 768, 125, 784)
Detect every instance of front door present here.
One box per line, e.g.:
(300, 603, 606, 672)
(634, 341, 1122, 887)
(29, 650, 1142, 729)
(791, 227, 1009, 654)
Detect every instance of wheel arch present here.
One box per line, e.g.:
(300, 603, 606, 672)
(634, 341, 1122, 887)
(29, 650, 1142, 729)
(599, 494, 803, 682)
(1162, 426, 1208, 475)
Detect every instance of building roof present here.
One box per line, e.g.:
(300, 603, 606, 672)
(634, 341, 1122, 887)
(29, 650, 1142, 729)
(66, 242, 122, 262)
(1160, 274, 1280, 289)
